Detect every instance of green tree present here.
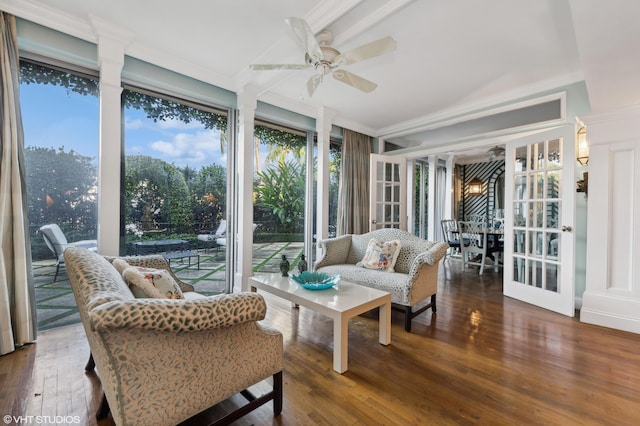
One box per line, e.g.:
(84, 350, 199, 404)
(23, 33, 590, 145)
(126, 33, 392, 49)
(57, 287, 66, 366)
(24, 146, 98, 258)
(254, 125, 306, 174)
(24, 146, 97, 230)
(255, 159, 305, 233)
(189, 164, 227, 230)
(125, 156, 193, 233)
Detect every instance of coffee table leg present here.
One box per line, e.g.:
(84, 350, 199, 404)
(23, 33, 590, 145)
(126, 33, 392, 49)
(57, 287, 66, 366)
(333, 316, 348, 374)
(379, 300, 391, 345)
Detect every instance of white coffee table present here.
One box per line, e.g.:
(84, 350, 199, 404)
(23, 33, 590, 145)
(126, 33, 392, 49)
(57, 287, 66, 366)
(249, 273, 391, 374)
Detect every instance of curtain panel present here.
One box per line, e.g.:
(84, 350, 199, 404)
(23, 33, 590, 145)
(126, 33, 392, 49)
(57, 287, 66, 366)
(0, 12, 37, 355)
(337, 129, 371, 236)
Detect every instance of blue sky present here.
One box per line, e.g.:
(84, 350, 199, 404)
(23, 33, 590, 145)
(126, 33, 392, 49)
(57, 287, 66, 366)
(20, 81, 230, 170)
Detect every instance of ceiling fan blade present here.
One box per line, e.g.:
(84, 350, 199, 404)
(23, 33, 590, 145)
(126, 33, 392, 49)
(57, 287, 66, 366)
(306, 74, 323, 98)
(285, 17, 323, 62)
(249, 64, 310, 71)
(332, 69, 377, 93)
(339, 36, 397, 65)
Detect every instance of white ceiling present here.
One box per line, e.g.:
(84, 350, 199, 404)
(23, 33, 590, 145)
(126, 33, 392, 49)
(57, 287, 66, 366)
(3, 0, 640, 155)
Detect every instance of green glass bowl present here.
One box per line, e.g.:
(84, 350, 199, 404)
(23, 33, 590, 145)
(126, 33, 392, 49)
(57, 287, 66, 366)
(290, 271, 340, 290)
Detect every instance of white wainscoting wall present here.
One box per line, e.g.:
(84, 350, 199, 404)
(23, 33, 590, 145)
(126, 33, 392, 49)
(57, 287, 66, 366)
(581, 104, 640, 333)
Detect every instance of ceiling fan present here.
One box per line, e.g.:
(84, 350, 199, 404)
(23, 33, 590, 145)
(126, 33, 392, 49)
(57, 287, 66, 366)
(487, 146, 505, 161)
(249, 17, 397, 98)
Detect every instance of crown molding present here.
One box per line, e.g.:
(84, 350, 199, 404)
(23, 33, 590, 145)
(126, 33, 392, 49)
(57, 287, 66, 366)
(126, 42, 235, 93)
(304, 0, 364, 33)
(257, 91, 375, 136)
(259, 91, 318, 121)
(333, 0, 414, 46)
(377, 71, 584, 139)
(88, 14, 134, 47)
(1, 0, 95, 42)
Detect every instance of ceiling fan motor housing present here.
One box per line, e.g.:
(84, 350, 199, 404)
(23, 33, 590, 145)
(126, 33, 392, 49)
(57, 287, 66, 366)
(305, 46, 340, 74)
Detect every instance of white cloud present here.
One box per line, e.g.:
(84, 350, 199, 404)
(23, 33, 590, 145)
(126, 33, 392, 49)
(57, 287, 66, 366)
(147, 129, 225, 169)
(125, 118, 144, 130)
(156, 118, 205, 130)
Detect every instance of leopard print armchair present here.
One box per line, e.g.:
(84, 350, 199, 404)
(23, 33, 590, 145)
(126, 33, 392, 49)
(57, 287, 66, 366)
(64, 247, 283, 426)
(315, 229, 448, 332)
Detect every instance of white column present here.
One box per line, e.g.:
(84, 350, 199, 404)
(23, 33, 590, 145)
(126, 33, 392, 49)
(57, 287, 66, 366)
(581, 104, 640, 333)
(315, 107, 335, 264)
(444, 153, 455, 220)
(427, 155, 437, 240)
(91, 18, 132, 256)
(236, 86, 257, 291)
(406, 159, 416, 235)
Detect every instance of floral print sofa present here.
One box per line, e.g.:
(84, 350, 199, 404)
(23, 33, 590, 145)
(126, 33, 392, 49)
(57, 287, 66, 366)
(315, 228, 448, 331)
(64, 247, 283, 426)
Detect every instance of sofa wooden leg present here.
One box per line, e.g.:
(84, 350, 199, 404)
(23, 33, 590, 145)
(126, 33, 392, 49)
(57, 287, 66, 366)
(402, 295, 437, 332)
(404, 306, 412, 332)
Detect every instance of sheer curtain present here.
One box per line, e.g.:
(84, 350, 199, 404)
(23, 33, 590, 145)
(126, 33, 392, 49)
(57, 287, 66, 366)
(337, 129, 371, 235)
(0, 12, 37, 355)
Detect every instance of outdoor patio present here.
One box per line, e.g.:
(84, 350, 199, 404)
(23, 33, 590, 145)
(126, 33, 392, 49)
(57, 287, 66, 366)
(32, 241, 304, 330)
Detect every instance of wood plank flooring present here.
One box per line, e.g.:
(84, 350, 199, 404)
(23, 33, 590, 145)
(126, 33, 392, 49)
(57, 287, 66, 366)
(2, 259, 640, 425)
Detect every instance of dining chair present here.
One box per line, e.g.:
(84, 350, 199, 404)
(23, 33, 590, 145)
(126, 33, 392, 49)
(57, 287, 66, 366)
(440, 219, 462, 260)
(467, 213, 488, 223)
(487, 218, 504, 265)
(458, 220, 495, 275)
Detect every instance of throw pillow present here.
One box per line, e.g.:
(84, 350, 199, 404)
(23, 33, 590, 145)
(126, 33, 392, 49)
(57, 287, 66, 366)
(111, 258, 130, 274)
(357, 238, 402, 272)
(122, 266, 185, 299)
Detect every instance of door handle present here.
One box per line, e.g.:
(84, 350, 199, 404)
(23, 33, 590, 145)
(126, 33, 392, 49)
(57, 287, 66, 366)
(562, 226, 572, 232)
(372, 219, 377, 224)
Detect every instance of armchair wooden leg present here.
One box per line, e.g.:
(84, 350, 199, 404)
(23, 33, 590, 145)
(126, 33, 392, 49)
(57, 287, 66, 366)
(96, 392, 110, 420)
(273, 370, 283, 415)
(85, 353, 95, 371)
(210, 370, 283, 425)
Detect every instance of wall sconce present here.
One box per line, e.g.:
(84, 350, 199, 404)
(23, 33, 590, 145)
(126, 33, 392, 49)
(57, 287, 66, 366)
(468, 177, 484, 196)
(577, 127, 589, 165)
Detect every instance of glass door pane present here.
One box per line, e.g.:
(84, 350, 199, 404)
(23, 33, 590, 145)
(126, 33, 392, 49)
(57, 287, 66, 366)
(512, 138, 562, 293)
(370, 154, 406, 230)
(504, 126, 575, 317)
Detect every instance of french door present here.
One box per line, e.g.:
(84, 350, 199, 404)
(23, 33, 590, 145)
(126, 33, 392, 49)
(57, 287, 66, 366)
(369, 154, 407, 231)
(503, 126, 576, 316)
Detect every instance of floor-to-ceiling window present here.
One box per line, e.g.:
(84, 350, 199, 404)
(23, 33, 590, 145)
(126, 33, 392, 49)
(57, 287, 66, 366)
(21, 59, 99, 329)
(414, 161, 429, 238)
(122, 86, 228, 295)
(252, 122, 307, 272)
(328, 141, 341, 238)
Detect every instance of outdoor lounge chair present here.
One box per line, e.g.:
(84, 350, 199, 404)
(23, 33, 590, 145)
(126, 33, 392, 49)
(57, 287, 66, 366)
(197, 219, 226, 251)
(39, 224, 97, 282)
(216, 223, 258, 248)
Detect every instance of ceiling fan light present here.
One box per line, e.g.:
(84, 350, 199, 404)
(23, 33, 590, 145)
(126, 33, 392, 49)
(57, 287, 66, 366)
(488, 146, 505, 160)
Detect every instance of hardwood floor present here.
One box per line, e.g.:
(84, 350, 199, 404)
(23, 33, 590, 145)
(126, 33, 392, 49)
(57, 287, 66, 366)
(2, 259, 640, 425)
